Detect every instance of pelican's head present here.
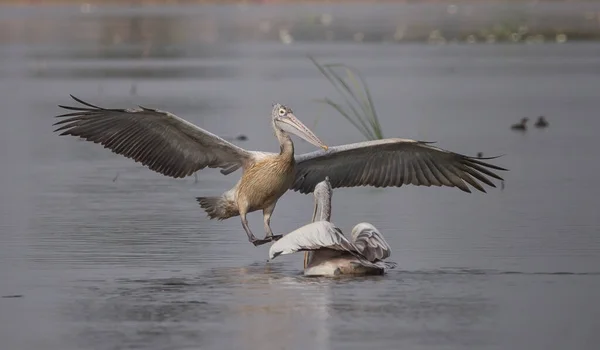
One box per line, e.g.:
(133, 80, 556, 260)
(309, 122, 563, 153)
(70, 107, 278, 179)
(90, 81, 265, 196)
(521, 117, 529, 124)
(268, 238, 291, 261)
(271, 103, 328, 150)
(268, 248, 282, 261)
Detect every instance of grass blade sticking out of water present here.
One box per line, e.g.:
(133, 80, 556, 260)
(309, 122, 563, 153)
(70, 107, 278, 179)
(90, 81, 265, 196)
(309, 55, 384, 140)
(314, 98, 373, 140)
(309, 56, 374, 140)
(341, 64, 383, 139)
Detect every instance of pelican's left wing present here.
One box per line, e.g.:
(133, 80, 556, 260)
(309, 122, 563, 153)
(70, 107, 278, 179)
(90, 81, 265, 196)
(292, 138, 507, 194)
(269, 221, 356, 259)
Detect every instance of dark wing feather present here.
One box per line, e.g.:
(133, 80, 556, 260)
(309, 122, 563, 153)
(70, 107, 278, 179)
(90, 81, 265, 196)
(53, 95, 255, 178)
(292, 138, 507, 194)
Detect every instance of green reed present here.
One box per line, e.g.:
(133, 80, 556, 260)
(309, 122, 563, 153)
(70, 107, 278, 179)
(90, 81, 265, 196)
(309, 55, 384, 140)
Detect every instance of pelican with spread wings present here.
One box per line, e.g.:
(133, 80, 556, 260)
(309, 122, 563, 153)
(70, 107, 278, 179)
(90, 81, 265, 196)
(53, 95, 507, 247)
(269, 177, 396, 276)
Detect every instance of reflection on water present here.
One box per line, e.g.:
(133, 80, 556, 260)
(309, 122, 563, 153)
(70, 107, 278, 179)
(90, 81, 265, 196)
(65, 265, 335, 350)
(57, 265, 600, 350)
(1, 3, 600, 350)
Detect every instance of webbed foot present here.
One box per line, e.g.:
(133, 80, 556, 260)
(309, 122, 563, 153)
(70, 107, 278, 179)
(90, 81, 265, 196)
(250, 234, 283, 246)
(250, 238, 272, 247)
(268, 234, 283, 242)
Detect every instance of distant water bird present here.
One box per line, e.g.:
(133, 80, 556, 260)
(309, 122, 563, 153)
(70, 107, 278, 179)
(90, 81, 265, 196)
(269, 177, 396, 276)
(534, 116, 549, 128)
(477, 152, 483, 158)
(511, 117, 529, 131)
(53, 95, 507, 247)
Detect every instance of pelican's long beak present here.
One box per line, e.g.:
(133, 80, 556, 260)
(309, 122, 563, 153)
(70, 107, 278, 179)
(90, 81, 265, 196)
(278, 114, 328, 150)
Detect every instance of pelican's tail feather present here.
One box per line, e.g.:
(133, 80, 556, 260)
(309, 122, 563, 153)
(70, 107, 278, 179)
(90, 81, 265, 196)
(196, 196, 239, 220)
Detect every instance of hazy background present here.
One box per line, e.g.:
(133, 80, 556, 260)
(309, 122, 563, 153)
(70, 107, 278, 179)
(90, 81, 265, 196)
(1, 1, 599, 350)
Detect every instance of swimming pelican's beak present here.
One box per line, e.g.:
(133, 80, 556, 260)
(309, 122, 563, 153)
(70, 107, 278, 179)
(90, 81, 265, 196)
(303, 251, 309, 270)
(277, 113, 328, 150)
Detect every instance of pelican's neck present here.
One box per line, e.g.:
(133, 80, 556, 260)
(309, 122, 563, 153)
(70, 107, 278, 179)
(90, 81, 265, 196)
(305, 185, 333, 269)
(275, 127, 294, 159)
(275, 127, 294, 158)
(315, 197, 331, 222)
(313, 190, 332, 222)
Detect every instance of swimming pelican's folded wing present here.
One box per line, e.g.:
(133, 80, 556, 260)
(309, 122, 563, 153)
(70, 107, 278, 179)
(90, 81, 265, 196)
(351, 223, 392, 261)
(269, 221, 393, 270)
(53, 95, 260, 178)
(269, 221, 355, 259)
(292, 138, 507, 194)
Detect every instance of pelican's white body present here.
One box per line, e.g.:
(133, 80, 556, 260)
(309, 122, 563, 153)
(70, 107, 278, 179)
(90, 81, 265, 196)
(303, 250, 384, 276)
(269, 178, 396, 277)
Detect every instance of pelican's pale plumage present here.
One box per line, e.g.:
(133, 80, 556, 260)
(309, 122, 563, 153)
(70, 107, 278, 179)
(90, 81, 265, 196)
(269, 221, 396, 276)
(350, 223, 391, 261)
(292, 138, 506, 194)
(269, 221, 356, 256)
(269, 177, 397, 277)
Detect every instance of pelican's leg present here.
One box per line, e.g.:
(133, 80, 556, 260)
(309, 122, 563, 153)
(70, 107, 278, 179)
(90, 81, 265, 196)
(262, 202, 283, 242)
(240, 209, 272, 247)
(239, 198, 267, 247)
(240, 210, 258, 244)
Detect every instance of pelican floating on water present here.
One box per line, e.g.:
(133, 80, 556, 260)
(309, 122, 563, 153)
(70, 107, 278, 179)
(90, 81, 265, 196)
(53, 95, 507, 247)
(269, 177, 397, 276)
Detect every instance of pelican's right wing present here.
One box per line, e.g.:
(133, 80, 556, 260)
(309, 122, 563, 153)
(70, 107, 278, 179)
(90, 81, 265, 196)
(53, 95, 263, 178)
(269, 221, 356, 259)
(351, 223, 392, 261)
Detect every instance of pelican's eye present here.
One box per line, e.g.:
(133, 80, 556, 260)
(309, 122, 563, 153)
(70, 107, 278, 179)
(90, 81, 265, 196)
(278, 108, 286, 117)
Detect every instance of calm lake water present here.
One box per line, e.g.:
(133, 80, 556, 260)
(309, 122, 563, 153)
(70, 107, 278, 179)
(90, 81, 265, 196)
(1, 3, 600, 350)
